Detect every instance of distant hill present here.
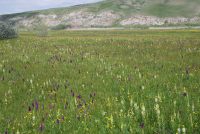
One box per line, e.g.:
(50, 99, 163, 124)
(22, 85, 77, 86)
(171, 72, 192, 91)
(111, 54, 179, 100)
(0, 0, 200, 29)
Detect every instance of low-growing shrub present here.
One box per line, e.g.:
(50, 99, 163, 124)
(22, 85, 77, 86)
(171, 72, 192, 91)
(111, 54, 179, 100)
(51, 24, 71, 30)
(34, 23, 48, 37)
(0, 21, 18, 39)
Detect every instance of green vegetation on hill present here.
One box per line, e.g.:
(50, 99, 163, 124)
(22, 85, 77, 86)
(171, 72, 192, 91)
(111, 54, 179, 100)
(44, 0, 200, 17)
(1, 0, 200, 19)
(142, 0, 200, 17)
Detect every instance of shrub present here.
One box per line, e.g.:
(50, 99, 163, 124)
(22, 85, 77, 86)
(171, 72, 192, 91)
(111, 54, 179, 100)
(34, 23, 48, 37)
(0, 21, 18, 39)
(51, 24, 71, 30)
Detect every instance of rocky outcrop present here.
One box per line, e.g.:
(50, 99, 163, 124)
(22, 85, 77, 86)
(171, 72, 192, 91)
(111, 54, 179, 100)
(4, 12, 200, 29)
(120, 15, 200, 26)
(15, 10, 120, 28)
(61, 10, 120, 27)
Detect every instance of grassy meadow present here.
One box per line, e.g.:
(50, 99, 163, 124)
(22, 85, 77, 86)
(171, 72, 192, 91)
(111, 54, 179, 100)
(0, 30, 200, 133)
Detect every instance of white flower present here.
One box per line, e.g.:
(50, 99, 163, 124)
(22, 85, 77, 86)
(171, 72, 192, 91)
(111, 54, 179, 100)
(141, 86, 145, 90)
(155, 104, 159, 110)
(32, 115, 35, 121)
(157, 94, 161, 102)
(174, 101, 177, 105)
(95, 119, 100, 123)
(4, 98, 7, 104)
(42, 90, 44, 95)
(141, 104, 146, 117)
(16, 130, 20, 134)
(182, 127, 186, 133)
(134, 103, 139, 111)
(102, 111, 107, 116)
(121, 99, 125, 105)
(155, 98, 158, 103)
(30, 79, 33, 84)
(130, 99, 133, 107)
(177, 128, 181, 133)
(57, 109, 61, 117)
(155, 104, 160, 116)
(121, 123, 125, 130)
(139, 73, 142, 78)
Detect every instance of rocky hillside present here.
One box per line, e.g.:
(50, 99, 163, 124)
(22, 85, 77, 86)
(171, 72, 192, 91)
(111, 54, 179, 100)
(0, 0, 200, 29)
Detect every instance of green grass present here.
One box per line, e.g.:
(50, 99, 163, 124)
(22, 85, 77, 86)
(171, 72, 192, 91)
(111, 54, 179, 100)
(143, 4, 194, 17)
(0, 30, 200, 133)
(36, 0, 200, 18)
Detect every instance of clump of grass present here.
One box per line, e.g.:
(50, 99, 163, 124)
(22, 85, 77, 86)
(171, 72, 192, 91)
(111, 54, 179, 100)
(33, 23, 48, 37)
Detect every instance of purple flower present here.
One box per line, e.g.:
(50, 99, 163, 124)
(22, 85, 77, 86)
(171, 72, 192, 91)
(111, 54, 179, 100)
(53, 83, 60, 90)
(77, 103, 82, 108)
(182, 92, 187, 97)
(39, 123, 45, 131)
(186, 67, 190, 75)
(90, 93, 93, 98)
(35, 101, 39, 111)
(82, 99, 86, 105)
(1, 76, 4, 81)
(61, 116, 65, 121)
(90, 92, 96, 98)
(65, 80, 70, 89)
(32, 102, 35, 108)
(70, 90, 75, 97)
(42, 104, 44, 110)
(49, 104, 54, 110)
(77, 116, 80, 121)
(42, 117, 45, 122)
(28, 106, 32, 112)
(77, 95, 81, 99)
(5, 129, 8, 134)
(185, 67, 190, 79)
(56, 119, 60, 124)
(140, 123, 144, 129)
(64, 104, 67, 109)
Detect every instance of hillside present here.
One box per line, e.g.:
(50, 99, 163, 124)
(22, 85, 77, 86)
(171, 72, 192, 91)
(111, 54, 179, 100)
(0, 0, 200, 29)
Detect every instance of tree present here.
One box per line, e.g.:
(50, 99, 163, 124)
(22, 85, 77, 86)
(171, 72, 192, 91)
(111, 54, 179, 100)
(0, 21, 18, 39)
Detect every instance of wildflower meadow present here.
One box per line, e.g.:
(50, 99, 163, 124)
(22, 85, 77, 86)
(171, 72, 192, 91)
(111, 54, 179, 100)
(0, 30, 200, 133)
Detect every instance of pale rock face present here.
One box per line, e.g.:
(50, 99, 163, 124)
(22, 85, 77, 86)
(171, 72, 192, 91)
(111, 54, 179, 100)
(120, 15, 200, 26)
(9, 17, 24, 21)
(62, 11, 94, 27)
(61, 10, 120, 27)
(19, 18, 36, 28)
(10, 11, 200, 28)
(120, 16, 164, 26)
(37, 14, 61, 26)
(89, 11, 120, 27)
(166, 17, 188, 24)
(18, 14, 61, 27)
(189, 17, 200, 23)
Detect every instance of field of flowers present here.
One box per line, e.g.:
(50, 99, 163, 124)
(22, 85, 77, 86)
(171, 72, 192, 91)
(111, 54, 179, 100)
(0, 30, 200, 133)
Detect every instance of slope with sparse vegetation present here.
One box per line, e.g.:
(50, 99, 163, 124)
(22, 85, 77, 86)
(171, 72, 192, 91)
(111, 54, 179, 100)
(1, 0, 200, 29)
